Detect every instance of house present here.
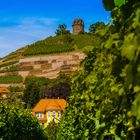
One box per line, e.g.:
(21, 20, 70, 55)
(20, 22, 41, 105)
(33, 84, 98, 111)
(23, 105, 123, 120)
(32, 99, 68, 128)
(0, 87, 10, 99)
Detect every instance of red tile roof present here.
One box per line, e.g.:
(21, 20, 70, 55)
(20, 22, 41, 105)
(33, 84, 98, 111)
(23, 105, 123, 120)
(33, 99, 68, 112)
(0, 87, 10, 94)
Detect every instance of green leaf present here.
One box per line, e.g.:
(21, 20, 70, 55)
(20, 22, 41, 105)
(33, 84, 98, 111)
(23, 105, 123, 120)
(134, 86, 140, 93)
(137, 65, 140, 72)
(109, 126, 116, 134)
(95, 120, 100, 129)
(119, 88, 124, 96)
(84, 129, 89, 137)
(115, 135, 121, 140)
(121, 33, 135, 61)
(114, 0, 127, 7)
(132, 93, 140, 120)
(103, 0, 115, 11)
(132, 9, 140, 28)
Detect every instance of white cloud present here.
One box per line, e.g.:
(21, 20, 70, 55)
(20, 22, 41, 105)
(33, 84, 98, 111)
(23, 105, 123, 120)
(0, 17, 58, 58)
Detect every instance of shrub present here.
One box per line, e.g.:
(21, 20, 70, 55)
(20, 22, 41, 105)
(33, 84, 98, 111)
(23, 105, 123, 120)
(0, 102, 47, 140)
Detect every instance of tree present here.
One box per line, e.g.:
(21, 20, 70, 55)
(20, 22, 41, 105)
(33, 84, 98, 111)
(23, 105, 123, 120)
(45, 82, 71, 100)
(55, 24, 70, 36)
(45, 75, 71, 100)
(23, 76, 50, 108)
(0, 102, 47, 140)
(88, 22, 105, 33)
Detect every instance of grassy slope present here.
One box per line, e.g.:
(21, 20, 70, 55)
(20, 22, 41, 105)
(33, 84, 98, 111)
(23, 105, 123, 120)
(0, 34, 96, 81)
(1, 34, 95, 62)
(0, 34, 96, 83)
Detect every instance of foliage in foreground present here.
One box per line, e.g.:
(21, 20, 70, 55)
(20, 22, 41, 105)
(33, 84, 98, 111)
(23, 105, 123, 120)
(0, 102, 47, 140)
(57, 0, 140, 139)
(45, 120, 58, 140)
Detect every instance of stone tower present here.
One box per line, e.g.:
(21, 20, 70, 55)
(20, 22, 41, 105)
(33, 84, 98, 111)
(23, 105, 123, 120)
(72, 18, 84, 35)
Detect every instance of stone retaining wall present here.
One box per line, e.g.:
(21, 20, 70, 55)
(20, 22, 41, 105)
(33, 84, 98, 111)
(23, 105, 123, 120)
(19, 52, 86, 79)
(0, 52, 86, 87)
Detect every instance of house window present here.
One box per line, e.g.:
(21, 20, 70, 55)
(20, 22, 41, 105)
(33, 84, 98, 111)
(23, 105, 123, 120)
(53, 111, 56, 118)
(37, 113, 42, 118)
(48, 111, 51, 118)
(58, 111, 61, 121)
(48, 111, 51, 123)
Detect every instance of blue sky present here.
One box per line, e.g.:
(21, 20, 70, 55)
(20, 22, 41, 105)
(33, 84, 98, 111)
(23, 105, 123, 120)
(0, 0, 110, 57)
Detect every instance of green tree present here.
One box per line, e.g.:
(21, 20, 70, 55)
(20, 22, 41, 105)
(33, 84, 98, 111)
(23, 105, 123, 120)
(0, 102, 47, 140)
(23, 76, 50, 108)
(55, 24, 70, 36)
(45, 74, 71, 100)
(88, 22, 105, 33)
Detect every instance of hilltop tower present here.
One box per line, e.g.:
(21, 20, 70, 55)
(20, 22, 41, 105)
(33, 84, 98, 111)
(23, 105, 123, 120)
(72, 18, 84, 35)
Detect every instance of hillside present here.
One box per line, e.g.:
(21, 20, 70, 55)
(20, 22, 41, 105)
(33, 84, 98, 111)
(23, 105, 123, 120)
(1, 34, 95, 62)
(0, 34, 96, 85)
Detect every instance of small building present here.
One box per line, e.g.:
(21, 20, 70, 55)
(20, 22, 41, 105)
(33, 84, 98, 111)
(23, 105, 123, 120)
(72, 18, 84, 35)
(32, 99, 68, 128)
(0, 87, 10, 99)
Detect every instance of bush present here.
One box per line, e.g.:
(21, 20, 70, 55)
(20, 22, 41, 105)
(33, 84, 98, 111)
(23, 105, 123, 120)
(44, 120, 58, 140)
(0, 102, 47, 140)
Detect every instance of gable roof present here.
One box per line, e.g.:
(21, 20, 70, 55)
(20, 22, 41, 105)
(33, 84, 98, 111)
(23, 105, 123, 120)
(0, 87, 10, 94)
(33, 99, 68, 112)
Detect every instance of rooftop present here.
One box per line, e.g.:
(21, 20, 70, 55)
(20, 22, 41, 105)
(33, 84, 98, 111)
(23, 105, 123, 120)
(33, 99, 68, 112)
(0, 87, 10, 94)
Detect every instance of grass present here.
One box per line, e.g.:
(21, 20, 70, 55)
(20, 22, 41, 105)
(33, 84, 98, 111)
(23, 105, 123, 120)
(0, 75, 23, 83)
(23, 34, 95, 56)
(0, 34, 96, 68)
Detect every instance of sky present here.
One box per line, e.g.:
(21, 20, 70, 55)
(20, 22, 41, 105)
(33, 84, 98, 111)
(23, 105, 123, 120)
(0, 0, 110, 58)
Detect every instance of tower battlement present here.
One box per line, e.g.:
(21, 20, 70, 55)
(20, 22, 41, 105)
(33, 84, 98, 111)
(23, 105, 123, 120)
(72, 18, 84, 35)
